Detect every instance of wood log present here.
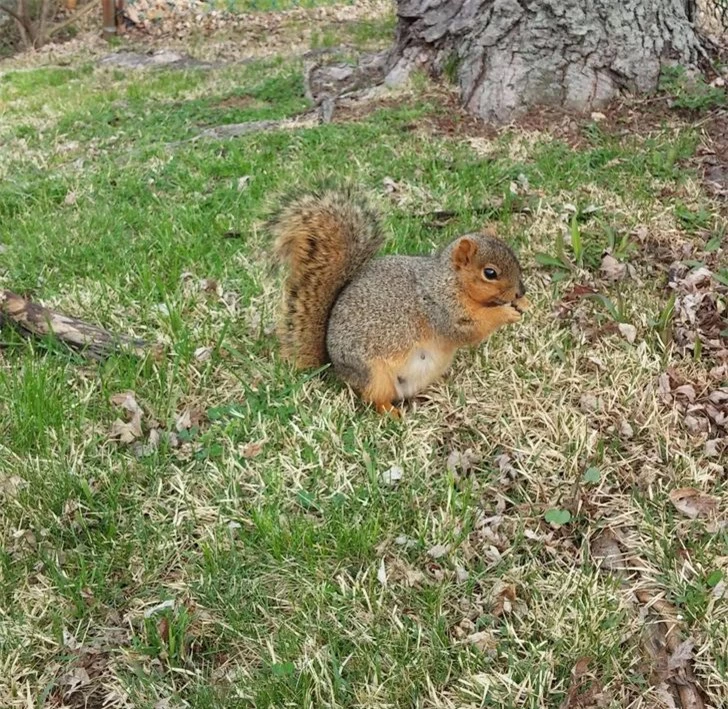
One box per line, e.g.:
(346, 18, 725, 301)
(0, 289, 149, 359)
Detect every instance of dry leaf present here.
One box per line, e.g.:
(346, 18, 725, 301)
(0, 475, 26, 498)
(200, 278, 220, 294)
(600, 254, 626, 280)
(669, 487, 719, 519)
(59, 666, 90, 690)
(618, 323, 637, 343)
(446, 449, 479, 476)
(491, 582, 517, 617)
(654, 683, 679, 708)
(380, 465, 404, 485)
(194, 346, 212, 361)
(667, 639, 695, 671)
(683, 414, 707, 435)
(377, 558, 387, 586)
(110, 391, 142, 415)
(143, 599, 175, 618)
(427, 544, 449, 559)
(387, 557, 426, 586)
(674, 384, 697, 402)
(580, 393, 599, 412)
(705, 439, 722, 458)
(132, 428, 160, 458)
(466, 630, 496, 653)
(619, 420, 634, 439)
(590, 529, 626, 574)
(239, 440, 264, 458)
(110, 415, 142, 443)
(63, 628, 81, 650)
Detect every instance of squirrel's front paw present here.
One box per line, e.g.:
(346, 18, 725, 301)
(498, 303, 523, 325)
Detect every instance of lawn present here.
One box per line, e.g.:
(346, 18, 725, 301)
(0, 3, 727, 707)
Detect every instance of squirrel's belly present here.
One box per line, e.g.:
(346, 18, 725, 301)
(394, 344, 455, 399)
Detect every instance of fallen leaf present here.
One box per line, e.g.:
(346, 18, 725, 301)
(654, 683, 679, 709)
(579, 393, 599, 413)
(132, 428, 160, 458)
(59, 667, 90, 690)
(110, 391, 142, 415)
(194, 346, 213, 361)
(600, 253, 626, 280)
(493, 453, 517, 477)
(683, 267, 713, 289)
(619, 420, 634, 439)
(380, 465, 404, 485)
(705, 439, 722, 458)
(617, 323, 637, 344)
(63, 628, 82, 650)
(674, 384, 697, 402)
(377, 558, 387, 586)
(0, 475, 26, 498)
(669, 487, 719, 519)
(491, 582, 517, 617)
(427, 543, 449, 559)
(683, 414, 707, 435)
(239, 440, 264, 458)
(110, 415, 142, 443)
(446, 449, 479, 476)
(466, 630, 496, 653)
(590, 529, 626, 574)
(200, 278, 220, 294)
(143, 599, 175, 618)
(658, 373, 673, 402)
(667, 639, 695, 671)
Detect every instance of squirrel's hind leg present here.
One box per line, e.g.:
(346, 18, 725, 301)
(360, 359, 402, 418)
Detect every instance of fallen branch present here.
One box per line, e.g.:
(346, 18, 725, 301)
(193, 113, 319, 141)
(47, 0, 98, 37)
(0, 289, 150, 359)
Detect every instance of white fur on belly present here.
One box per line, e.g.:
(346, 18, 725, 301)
(394, 346, 454, 399)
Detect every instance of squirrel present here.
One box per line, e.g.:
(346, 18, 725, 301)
(267, 187, 529, 416)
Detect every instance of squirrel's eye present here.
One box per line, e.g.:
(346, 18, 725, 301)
(483, 268, 498, 280)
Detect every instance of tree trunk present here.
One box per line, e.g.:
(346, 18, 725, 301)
(387, 0, 705, 123)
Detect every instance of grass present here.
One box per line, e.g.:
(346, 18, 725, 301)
(1, 4, 727, 708)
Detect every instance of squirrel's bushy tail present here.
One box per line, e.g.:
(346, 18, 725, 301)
(267, 187, 384, 368)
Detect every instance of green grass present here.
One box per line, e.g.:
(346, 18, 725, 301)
(1, 8, 727, 709)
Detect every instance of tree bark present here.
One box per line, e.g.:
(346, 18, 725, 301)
(387, 0, 705, 123)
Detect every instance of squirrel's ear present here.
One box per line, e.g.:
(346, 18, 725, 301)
(452, 237, 478, 269)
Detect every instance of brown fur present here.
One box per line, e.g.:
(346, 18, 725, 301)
(267, 188, 384, 369)
(269, 190, 528, 415)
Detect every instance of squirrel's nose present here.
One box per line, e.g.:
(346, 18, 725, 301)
(516, 281, 526, 299)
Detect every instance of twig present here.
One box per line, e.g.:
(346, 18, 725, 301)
(47, 0, 97, 36)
